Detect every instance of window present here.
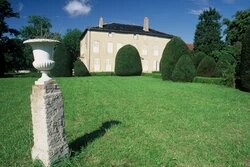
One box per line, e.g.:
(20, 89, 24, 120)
(133, 34, 138, 40)
(105, 59, 112, 71)
(94, 58, 100, 71)
(142, 45, 147, 56)
(93, 41, 99, 54)
(153, 50, 159, 56)
(108, 32, 113, 37)
(107, 42, 113, 54)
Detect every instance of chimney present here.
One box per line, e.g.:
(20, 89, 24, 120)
(143, 17, 149, 32)
(99, 17, 104, 28)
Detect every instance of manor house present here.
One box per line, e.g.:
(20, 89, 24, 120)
(80, 17, 174, 72)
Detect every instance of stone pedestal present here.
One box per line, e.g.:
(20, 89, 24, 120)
(31, 81, 69, 167)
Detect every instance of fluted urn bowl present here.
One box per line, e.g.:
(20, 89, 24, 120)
(23, 39, 60, 85)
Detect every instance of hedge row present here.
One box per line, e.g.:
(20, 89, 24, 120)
(193, 76, 225, 86)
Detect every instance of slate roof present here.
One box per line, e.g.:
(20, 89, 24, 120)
(80, 23, 175, 39)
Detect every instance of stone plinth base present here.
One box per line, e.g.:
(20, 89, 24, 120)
(31, 82, 69, 166)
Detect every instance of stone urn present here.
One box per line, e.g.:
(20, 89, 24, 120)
(23, 39, 60, 85)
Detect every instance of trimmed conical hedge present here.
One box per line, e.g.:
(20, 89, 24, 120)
(115, 44, 142, 76)
(197, 56, 216, 77)
(172, 54, 196, 82)
(51, 43, 72, 77)
(73, 58, 90, 76)
(160, 37, 190, 80)
(192, 51, 206, 69)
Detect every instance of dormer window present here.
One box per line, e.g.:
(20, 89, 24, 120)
(133, 34, 138, 40)
(108, 32, 113, 37)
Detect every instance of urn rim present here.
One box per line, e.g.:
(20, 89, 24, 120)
(23, 38, 60, 44)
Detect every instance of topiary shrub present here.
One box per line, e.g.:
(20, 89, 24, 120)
(160, 37, 190, 80)
(172, 54, 196, 82)
(73, 58, 90, 76)
(115, 44, 142, 76)
(196, 55, 216, 77)
(215, 52, 236, 77)
(51, 43, 72, 77)
(192, 51, 207, 68)
(240, 26, 250, 91)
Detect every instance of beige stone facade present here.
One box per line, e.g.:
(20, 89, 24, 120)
(80, 17, 173, 73)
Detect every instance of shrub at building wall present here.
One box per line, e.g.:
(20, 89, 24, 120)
(115, 44, 142, 76)
(240, 26, 250, 91)
(51, 43, 72, 77)
(196, 56, 216, 77)
(172, 54, 196, 82)
(73, 58, 90, 76)
(160, 37, 190, 80)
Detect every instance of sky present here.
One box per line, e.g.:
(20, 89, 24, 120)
(6, 0, 250, 43)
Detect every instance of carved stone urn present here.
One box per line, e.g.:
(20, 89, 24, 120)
(23, 39, 60, 85)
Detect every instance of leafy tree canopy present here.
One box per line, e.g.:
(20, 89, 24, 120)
(63, 29, 81, 62)
(194, 8, 224, 54)
(240, 26, 250, 91)
(224, 8, 250, 45)
(20, 15, 52, 39)
(0, 0, 19, 38)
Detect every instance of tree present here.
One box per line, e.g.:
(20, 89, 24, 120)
(63, 29, 82, 62)
(0, 0, 19, 77)
(0, 0, 19, 38)
(240, 26, 250, 91)
(20, 15, 52, 39)
(51, 43, 72, 77)
(73, 58, 90, 76)
(196, 56, 217, 77)
(160, 37, 190, 80)
(194, 8, 224, 54)
(115, 45, 142, 76)
(3, 38, 26, 72)
(224, 9, 250, 45)
(172, 54, 196, 82)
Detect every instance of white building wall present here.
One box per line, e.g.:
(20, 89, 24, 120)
(80, 31, 171, 73)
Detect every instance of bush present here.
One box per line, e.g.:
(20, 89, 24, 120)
(192, 51, 206, 68)
(197, 56, 216, 77)
(215, 52, 236, 76)
(215, 53, 236, 87)
(193, 76, 225, 86)
(172, 54, 196, 82)
(51, 43, 72, 77)
(115, 44, 142, 76)
(160, 37, 189, 80)
(73, 59, 90, 76)
(240, 26, 250, 91)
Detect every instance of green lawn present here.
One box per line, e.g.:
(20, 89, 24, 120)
(0, 76, 250, 166)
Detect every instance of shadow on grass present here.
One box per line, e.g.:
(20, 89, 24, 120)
(69, 120, 121, 156)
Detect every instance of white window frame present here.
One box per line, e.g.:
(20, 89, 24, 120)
(105, 59, 112, 71)
(107, 42, 113, 54)
(94, 58, 100, 71)
(93, 41, 100, 54)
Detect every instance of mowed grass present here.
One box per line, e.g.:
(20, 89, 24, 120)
(0, 76, 250, 166)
